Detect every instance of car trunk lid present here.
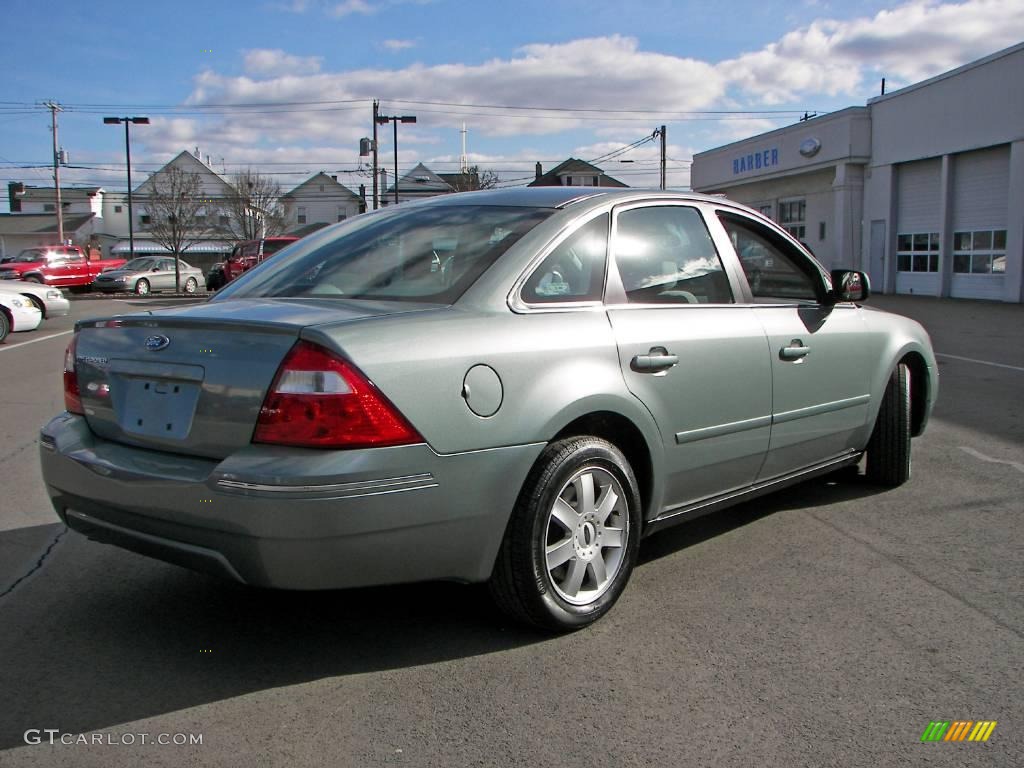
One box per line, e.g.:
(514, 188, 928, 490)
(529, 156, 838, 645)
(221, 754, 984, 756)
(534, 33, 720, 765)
(73, 298, 436, 458)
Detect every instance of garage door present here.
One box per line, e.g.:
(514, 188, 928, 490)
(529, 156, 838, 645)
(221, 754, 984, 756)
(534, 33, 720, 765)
(950, 146, 1009, 300)
(895, 158, 942, 296)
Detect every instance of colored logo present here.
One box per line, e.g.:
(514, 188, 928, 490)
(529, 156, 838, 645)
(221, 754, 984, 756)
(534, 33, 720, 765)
(921, 721, 997, 742)
(144, 335, 170, 351)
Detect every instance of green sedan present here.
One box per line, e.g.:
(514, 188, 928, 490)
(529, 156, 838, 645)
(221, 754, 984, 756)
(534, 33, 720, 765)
(41, 188, 936, 631)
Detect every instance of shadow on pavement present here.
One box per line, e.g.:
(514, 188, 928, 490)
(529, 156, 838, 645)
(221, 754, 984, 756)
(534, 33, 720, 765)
(0, 468, 886, 750)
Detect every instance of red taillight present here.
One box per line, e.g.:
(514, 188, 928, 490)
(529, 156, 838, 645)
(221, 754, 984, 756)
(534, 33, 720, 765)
(63, 335, 83, 414)
(253, 340, 422, 449)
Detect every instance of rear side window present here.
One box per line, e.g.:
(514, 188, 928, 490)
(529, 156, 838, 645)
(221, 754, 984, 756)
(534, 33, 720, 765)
(614, 206, 733, 304)
(521, 214, 608, 304)
(717, 212, 822, 303)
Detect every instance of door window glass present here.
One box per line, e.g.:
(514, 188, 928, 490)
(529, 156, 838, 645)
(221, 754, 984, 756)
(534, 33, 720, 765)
(521, 214, 608, 303)
(717, 212, 822, 302)
(614, 206, 733, 304)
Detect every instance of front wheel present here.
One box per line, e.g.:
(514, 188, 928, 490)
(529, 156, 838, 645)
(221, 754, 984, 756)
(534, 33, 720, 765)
(489, 437, 641, 631)
(0, 310, 9, 342)
(865, 362, 911, 487)
(134, 278, 151, 296)
(23, 276, 42, 284)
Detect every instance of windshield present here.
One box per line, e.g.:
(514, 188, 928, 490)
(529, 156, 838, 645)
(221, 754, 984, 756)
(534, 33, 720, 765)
(122, 258, 156, 271)
(217, 205, 552, 304)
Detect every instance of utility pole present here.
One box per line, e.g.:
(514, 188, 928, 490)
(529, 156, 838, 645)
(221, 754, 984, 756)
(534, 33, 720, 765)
(372, 100, 380, 210)
(659, 124, 667, 191)
(44, 102, 64, 244)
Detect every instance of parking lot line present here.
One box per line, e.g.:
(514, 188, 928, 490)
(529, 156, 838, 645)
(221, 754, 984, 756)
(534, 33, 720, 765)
(936, 352, 1024, 373)
(0, 329, 73, 351)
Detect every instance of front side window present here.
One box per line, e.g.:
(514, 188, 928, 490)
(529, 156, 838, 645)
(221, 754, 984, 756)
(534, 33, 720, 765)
(953, 229, 1006, 274)
(896, 232, 939, 272)
(718, 212, 822, 302)
(219, 205, 552, 304)
(521, 214, 608, 304)
(614, 206, 733, 304)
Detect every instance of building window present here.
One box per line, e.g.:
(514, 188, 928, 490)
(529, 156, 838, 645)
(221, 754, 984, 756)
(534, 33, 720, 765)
(565, 176, 572, 186)
(140, 214, 151, 225)
(194, 215, 207, 226)
(219, 214, 229, 227)
(756, 204, 772, 218)
(43, 203, 55, 212)
(297, 206, 307, 225)
(953, 229, 1007, 274)
(778, 199, 806, 241)
(319, 184, 324, 192)
(896, 232, 940, 272)
(114, 205, 123, 213)
(819, 221, 826, 241)
(337, 207, 346, 222)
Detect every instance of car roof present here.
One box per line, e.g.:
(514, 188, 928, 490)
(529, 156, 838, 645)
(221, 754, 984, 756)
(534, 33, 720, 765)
(407, 186, 736, 210)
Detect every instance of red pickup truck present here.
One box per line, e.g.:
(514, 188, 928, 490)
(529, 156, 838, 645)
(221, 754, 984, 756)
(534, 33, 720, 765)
(0, 246, 126, 289)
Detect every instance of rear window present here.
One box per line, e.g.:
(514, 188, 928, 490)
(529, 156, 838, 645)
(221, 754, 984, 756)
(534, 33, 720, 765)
(219, 205, 553, 304)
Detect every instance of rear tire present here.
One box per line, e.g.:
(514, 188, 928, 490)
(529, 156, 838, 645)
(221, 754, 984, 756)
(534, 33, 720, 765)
(23, 276, 42, 284)
(866, 362, 911, 487)
(0, 310, 9, 342)
(489, 436, 641, 632)
(183, 277, 198, 294)
(135, 278, 151, 296)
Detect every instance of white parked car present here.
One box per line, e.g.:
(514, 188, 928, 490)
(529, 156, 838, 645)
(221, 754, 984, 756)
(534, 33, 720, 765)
(0, 280, 70, 320)
(0, 293, 43, 342)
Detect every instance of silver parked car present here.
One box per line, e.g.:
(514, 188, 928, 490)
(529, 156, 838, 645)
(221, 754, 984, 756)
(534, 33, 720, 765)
(40, 188, 937, 630)
(0, 280, 69, 319)
(92, 256, 204, 295)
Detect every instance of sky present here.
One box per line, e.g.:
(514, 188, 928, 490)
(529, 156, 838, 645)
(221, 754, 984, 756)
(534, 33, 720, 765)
(2, 0, 1022, 210)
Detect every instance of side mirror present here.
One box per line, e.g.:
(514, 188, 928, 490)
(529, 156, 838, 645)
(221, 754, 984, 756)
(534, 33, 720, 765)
(829, 269, 870, 303)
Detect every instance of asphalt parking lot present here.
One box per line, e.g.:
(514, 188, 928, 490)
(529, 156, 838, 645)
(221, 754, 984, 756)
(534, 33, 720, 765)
(0, 293, 1021, 767)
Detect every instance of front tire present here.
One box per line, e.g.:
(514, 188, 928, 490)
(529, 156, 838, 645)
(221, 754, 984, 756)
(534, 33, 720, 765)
(489, 437, 641, 631)
(23, 276, 42, 284)
(134, 278, 151, 296)
(0, 310, 9, 342)
(865, 362, 911, 487)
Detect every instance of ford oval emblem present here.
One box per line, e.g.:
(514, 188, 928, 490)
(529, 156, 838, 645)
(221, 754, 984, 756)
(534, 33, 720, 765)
(799, 137, 822, 158)
(145, 334, 170, 351)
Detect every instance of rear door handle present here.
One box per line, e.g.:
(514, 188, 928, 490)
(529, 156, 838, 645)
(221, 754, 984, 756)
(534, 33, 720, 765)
(631, 347, 679, 372)
(779, 340, 811, 361)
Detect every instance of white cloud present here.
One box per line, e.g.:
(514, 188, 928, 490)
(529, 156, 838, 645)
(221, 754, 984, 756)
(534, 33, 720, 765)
(243, 49, 322, 76)
(330, 0, 375, 17)
(382, 39, 416, 51)
(719, 0, 1024, 103)
(142, 1, 1024, 182)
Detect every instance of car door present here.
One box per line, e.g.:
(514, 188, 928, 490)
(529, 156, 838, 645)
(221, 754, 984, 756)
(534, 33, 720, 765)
(606, 202, 772, 512)
(712, 210, 871, 480)
(50, 252, 77, 286)
(156, 259, 178, 290)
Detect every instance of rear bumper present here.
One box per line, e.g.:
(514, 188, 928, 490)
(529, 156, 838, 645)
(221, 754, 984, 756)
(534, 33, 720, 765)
(40, 413, 543, 589)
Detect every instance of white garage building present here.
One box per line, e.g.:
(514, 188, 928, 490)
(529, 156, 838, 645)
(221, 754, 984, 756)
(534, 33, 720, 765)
(691, 42, 1024, 302)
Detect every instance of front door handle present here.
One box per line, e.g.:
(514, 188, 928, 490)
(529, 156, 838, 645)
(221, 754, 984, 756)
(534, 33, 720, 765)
(779, 340, 811, 361)
(631, 347, 679, 372)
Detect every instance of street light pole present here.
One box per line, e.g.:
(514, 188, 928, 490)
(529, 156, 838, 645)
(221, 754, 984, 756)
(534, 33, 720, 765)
(372, 100, 379, 210)
(104, 116, 149, 261)
(375, 114, 416, 206)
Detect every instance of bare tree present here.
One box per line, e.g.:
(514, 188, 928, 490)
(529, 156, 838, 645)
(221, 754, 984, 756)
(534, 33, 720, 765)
(142, 166, 211, 291)
(220, 170, 287, 242)
(445, 166, 501, 192)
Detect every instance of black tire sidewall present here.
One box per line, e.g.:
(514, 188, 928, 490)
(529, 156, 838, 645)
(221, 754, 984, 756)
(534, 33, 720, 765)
(525, 440, 641, 628)
(135, 279, 149, 295)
